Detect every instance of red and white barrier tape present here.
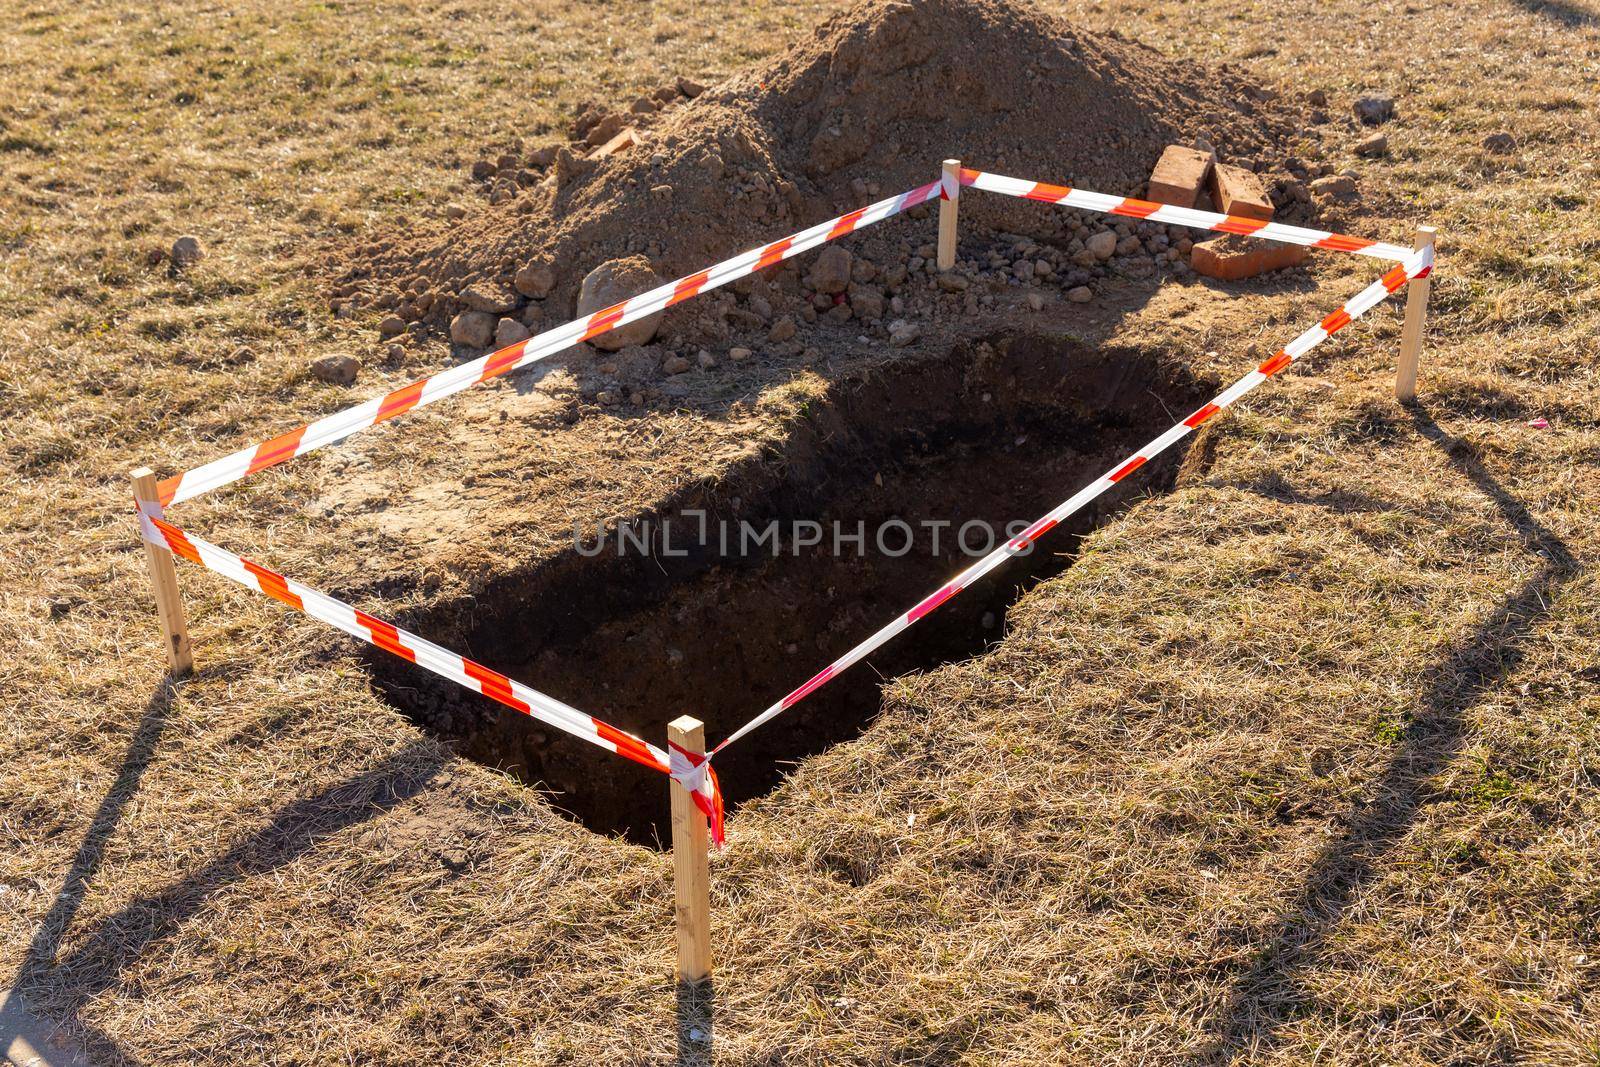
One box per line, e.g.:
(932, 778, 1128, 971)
(710, 244, 1434, 755)
(155, 180, 944, 508)
(135, 502, 725, 844)
(960, 168, 1414, 262)
(138, 158, 1435, 841)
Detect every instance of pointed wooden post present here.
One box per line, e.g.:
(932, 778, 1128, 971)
(1395, 225, 1437, 403)
(937, 158, 961, 271)
(668, 715, 711, 985)
(131, 468, 194, 675)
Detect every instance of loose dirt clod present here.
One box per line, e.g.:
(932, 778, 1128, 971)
(169, 234, 204, 268)
(310, 354, 360, 385)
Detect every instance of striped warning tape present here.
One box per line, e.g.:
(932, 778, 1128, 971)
(155, 180, 944, 508)
(710, 243, 1434, 755)
(135, 502, 725, 843)
(960, 167, 1414, 262)
(137, 158, 1434, 841)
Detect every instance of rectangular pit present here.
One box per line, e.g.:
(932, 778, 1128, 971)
(364, 333, 1213, 846)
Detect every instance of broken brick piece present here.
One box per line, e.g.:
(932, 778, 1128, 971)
(1189, 234, 1308, 281)
(1147, 145, 1215, 208)
(1209, 163, 1274, 221)
(588, 126, 638, 161)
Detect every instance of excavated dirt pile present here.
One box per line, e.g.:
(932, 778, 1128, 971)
(332, 0, 1313, 341)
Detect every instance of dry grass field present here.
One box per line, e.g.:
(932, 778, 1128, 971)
(3, 0, 1599, 1063)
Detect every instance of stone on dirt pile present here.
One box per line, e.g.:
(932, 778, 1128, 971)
(1086, 231, 1118, 260)
(459, 285, 517, 314)
(514, 262, 556, 299)
(494, 318, 531, 346)
(576, 256, 664, 350)
(450, 310, 497, 348)
(807, 246, 853, 294)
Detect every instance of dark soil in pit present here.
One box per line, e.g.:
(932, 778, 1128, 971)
(365, 333, 1213, 846)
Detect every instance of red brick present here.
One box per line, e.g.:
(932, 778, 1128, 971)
(1209, 163, 1274, 221)
(1189, 235, 1308, 281)
(1146, 146, 1214, 209)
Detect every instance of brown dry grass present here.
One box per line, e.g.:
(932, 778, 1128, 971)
(3, 0, 1599, 1064)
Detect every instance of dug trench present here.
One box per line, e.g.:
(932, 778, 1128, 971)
(363, 332, 1215, 847)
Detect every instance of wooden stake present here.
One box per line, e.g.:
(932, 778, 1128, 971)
(936, 158, 961, 271)
(1395, 225, 1436, 403)
(130, 468, 194, 675)
(668, 715, 711, 984)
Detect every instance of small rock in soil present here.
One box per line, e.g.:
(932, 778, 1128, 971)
(1086, 231, 1118, 260)
(459, 284, 517, 313)
(1310, 174, 1358, 200)
(170, 235, 204, 269)
(450, 310, 497, 348)
(311, 354, 360, 385)
(1482, 132, 1517, 154)
(767, 316, 797, 342)
(807, 245, 853, 294)
(377, 315, 406, 338)
(848, 284, 885, 320)
(936, 272, 968, 292)
(514, 262, 556, 299)
(663, 354, 691, 375)
(1067, 286, 1093, 303)
(1353, 93, 1395, 125)
(729, 346, 752, 363)
(888, 320, 921, 346)
(494, 318, 531, 346)
(585, 113, 626, 147)
(1355, 132, 1388, 157)
(676, 75, 706, 98)
(575, 256, 664, 350)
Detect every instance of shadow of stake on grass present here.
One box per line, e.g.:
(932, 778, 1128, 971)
(8, 673, 446, 1063)
(3, 680, 180, 1067)
(1206, 405, 1581, 1060)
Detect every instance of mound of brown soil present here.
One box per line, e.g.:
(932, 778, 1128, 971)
(335, 0, 1310, 339)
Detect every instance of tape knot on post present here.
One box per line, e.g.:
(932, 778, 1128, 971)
(134, 496, 166, 546)
(669, 741, 726, 847)
(1412, 241, 1436, 278)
